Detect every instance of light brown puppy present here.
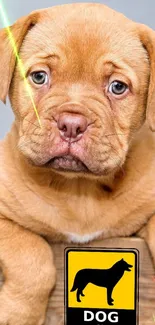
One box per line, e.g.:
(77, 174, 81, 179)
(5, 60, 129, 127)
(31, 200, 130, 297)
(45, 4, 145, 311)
(0, 3, 155, 324)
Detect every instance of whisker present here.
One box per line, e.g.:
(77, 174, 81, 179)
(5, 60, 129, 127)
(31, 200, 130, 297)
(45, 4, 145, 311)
(105, 136, 125, 173)
(24, 118, 40, 129)
(105, 133, 127, 137)
(105, 134, 142, 176)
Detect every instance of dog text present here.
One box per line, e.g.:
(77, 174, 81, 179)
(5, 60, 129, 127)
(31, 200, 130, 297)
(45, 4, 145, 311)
(84, 311, 119, 323)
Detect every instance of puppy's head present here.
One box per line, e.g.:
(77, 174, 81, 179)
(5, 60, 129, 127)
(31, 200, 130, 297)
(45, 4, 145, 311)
(0, 3, 155, 179)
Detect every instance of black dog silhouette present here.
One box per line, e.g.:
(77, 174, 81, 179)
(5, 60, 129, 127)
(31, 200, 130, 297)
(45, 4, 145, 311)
(71, 259, 132, 305)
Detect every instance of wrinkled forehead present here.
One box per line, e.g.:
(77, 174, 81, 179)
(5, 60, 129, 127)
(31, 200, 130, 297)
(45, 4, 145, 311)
(20, 7, 149, 79)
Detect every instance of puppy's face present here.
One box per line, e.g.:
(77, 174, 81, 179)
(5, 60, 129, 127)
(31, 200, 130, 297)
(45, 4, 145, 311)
(1, 4, 155, 178)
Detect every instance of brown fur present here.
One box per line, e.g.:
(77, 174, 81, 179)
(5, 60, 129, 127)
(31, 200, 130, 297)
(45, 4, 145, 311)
(0, 3, 155, 324)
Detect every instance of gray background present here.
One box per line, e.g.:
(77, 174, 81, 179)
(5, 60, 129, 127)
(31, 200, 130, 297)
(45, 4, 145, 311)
(0, 0, 154, 139)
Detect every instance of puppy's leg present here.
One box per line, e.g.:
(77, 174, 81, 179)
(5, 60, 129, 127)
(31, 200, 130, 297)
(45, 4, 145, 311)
(0, 218, 56, 325)
(138, 215, 155, 266)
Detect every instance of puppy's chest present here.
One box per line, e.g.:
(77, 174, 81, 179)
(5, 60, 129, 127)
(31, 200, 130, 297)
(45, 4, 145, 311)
(0, 178, 106, 237)
(0, 171, 120, 241)
(64, 230, 104, 244)
(58, 194, 113, 242)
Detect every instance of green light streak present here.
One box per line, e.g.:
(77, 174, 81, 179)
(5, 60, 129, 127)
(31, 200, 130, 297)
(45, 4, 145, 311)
(0, 1, 41, 127)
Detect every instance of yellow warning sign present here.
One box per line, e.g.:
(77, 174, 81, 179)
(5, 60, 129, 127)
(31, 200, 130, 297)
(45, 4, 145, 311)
(65, 248, 138, 325)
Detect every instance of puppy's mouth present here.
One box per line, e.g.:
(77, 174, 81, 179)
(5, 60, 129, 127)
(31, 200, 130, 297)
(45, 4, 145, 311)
(44, 155, 89, 173)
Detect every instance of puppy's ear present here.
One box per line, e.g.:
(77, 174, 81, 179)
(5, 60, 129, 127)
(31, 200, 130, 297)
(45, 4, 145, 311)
(0, 11, 40, 103)
(137, 24, 155, 131)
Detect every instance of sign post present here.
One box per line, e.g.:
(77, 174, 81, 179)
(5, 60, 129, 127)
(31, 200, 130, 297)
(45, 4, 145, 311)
(65, 248, 139, 325)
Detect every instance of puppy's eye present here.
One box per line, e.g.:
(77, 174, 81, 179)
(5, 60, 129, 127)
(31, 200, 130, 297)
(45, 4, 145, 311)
(30, 71, 48, 85)
(108, 80, 128, 95)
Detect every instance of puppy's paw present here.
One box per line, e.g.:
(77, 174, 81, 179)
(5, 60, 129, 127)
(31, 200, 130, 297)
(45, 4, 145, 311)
(0, 311, 45, 325)
(0, 297, 46, 325)
(45, 309, 63, 325)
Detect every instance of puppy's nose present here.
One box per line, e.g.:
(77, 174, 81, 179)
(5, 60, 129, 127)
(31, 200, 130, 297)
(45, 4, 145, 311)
(57, 113, 88, 141)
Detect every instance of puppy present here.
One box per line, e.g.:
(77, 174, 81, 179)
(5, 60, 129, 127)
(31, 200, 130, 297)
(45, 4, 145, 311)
(0, 3, 155, 324)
